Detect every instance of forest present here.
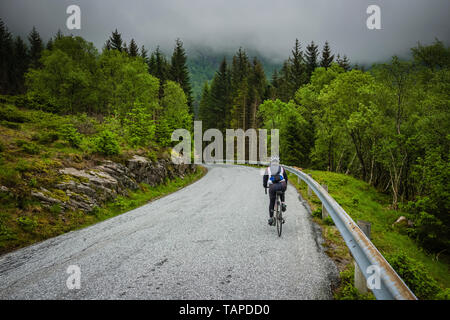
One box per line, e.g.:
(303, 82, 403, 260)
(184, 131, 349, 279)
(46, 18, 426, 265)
(0, 18, 448, 255)
(197, 39, 449, 254)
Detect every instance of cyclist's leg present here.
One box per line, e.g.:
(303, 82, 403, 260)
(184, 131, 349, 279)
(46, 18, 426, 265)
(268, 184, 276, 217)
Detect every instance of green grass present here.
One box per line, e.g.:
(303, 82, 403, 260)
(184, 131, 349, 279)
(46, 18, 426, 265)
(288, 169, 450, 299)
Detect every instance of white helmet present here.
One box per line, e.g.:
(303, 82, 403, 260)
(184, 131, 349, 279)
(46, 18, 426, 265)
(270, 155, 280, 164)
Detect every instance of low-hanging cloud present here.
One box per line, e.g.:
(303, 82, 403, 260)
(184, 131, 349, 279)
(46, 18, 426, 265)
(1, 0, 449, 64)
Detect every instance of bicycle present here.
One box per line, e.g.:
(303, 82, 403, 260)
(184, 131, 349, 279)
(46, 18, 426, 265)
(265, 188, 284, 237)
(274, 191, 284, 237)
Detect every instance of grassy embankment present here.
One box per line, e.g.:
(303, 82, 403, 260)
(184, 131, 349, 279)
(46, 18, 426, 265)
(288, 170, 449, 300)
(0, 99, 206, 255)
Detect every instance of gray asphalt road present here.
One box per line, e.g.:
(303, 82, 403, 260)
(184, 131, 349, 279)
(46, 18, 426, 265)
(0, 165, 338, 300)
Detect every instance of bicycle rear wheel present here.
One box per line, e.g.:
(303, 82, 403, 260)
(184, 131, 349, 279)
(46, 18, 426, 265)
(276, 203, 282, 237)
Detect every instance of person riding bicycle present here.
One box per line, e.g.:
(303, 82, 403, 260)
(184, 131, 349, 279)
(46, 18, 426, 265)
(263, 156, 288, 226)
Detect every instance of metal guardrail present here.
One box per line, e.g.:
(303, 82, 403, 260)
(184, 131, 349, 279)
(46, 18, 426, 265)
(282, 165, 417, 300)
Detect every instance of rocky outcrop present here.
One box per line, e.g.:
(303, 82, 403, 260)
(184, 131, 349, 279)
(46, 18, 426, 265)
(31, 155, 196, 213)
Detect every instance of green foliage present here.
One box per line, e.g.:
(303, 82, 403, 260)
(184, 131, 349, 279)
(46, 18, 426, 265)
(323, 216, 334, 226)
(124, 102, 156, 147)
(59, 124, 82, 148)
(0, 166, 20, 187)
(32, 131, 59, 145)
(312, 207, 322, 219)
(386, 252, 442, 299)
(93, 130, 120, 155)
(157, 81, 192, 146)
(17, 216, 38, 233)
(15, 139, 40, 154)
(0, 104, 29, 123)
(334, 265, 375, 300)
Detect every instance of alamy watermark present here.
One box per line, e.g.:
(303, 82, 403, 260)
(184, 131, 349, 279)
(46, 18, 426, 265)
(66, 265, 81, 289)
(170, 121, 279, 166)
(66, 5, 81, 30)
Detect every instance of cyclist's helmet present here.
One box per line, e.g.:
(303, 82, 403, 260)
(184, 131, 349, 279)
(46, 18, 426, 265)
(270, 155, 280, 164)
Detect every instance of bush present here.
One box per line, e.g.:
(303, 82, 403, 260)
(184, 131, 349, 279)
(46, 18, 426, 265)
(0, 167, 20, 187)
(323, 216, 335, 225)
(32, 131, 59, 145)
(0, 141, 4, 153)
(15, 139, 40, 155)
(17, 216, 38, 232)
(312, 207, 322, 219)
(1, 120, 21, 129)
(59, 124, 82, 148)
(0, 105, 29, 123)
(386, 252, 442, 299)
(93, 130, 120, 155)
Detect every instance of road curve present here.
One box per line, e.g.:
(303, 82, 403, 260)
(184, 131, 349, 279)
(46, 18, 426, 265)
(0, 165, 338, 299)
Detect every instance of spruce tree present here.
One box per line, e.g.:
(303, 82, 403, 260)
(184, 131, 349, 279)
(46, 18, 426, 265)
(169, 39, 193, 111)
(290, 39, 306, 91)
(128, 38, 138, 57)
(230, 48, 251, 130)
(305, 41, 319, 80)
(12, 36, 29, 93)
(209, 57, 232, 131)
(28, 26, 43, 69)
(320, 41, 334, 69)
(248, 57, 266, 128)
(198, 82, 211, 125)
(122, 42, 128, 54)
(336, 54, 351, 71)
(0, 19, 13, 94)
(153, 46, 170, 98)
(140, 45, 148, 63)
(108, 29, 123, 51)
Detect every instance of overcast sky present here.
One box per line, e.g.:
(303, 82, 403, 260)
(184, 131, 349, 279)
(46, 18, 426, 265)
(1, 0, 449, 64)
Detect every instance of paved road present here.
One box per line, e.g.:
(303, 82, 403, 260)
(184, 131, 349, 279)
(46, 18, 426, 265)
(0, 165, 338, 299)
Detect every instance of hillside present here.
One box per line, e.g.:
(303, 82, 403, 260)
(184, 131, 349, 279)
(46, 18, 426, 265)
(187, 47, 282, 109)
(288, 170, 450, 300)
(0, 98, 204, 254)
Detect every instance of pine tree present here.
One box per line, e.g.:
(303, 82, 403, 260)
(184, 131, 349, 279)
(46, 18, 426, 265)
(230, 48, 251, 130)
(0, 19, 13, 94)
(209, 57, 232, 131)
(46, 38, 54, 50)
(290, 39, 306, 91)
(305, 41, 319, 80)
(140, 45, 148, 63)
(276, 61, 293, 102)
(320, 41, 334, 69)
(336, 54, 351, 71)
(122, 42, 128, 54)
(248, 57, 266, 128)
(198, 82, 211, 125)
(169, 39, 193, 111)
(107, 29, 123, 51)
(12, 36, 29, 93)
(28, 26, 43, 69)
(153, 46, 170, 98)
(128, 38, 138, 57)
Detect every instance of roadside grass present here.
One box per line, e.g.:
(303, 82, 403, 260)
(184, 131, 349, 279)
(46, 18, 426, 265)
(288, 169, 450, 300)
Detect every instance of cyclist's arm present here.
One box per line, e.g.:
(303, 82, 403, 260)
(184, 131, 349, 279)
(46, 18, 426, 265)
(283, 167, 288, 183)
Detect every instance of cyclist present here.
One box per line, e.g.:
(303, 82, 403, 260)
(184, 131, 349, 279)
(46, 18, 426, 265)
(263, 156, 288, 226)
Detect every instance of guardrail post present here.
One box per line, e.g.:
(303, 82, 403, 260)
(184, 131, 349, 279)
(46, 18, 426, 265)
(321, 184, 329, 219)
(354, 220, 372, 294)
(307, 174, 312, 197)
